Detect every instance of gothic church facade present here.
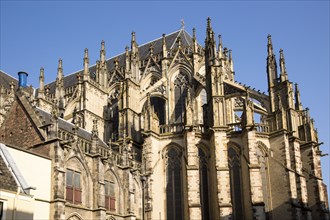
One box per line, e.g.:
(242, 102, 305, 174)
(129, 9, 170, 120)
(0, 18, 329, 220)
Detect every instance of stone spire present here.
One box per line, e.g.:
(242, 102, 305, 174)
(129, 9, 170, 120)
(266, 35, 278, 112)
(192, 28, 198, 53)
(131, 31, 138, 54)
(217, 34, 223, 59)
(125, 46, 130, 74)
(83, 48, 89, 81)
(130, 31, 140, 81)
(38, 67, 45, 98)
(162, 33, 167, 58)
(97, 40, 108, 88)
(229, 49, 234, 72)
(205, 17, 217, 66)
(100, 40, 106, 63)
(279, 49, 288, 82)
(294, 83, 303, 111)
(55, 59, 64, 102)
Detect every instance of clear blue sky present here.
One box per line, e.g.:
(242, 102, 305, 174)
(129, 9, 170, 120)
(1, 1, 329, 197)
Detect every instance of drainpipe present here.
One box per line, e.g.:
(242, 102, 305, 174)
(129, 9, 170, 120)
(12, 186, 20, 220)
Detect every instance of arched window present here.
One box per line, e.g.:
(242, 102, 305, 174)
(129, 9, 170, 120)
(228, 147, 244, 220)
(166, 147, 183, 220)
(199, 148, 210, 220)
(174, 72, 188, 123)
(66, 169, 82, 204)
(104, 172, 119, 213)
(109, 98, 119, 141)
(150, 97, 166, 125)
(256, 145, 270, 219)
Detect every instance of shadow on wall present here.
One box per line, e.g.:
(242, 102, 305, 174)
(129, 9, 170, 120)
(3, 208, 34, 220)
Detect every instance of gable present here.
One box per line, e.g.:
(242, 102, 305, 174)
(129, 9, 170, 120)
(0, 100, 45, 150)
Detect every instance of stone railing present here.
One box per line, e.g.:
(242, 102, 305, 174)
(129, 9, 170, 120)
(228, 122, 242, 132)
(159, 123, 184, 134)
(255, 123, 269, 133)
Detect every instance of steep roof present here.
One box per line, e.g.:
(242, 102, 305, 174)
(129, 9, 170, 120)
(0, 143, 29, 193)
(0, 70, 18, 90)
(46, 29, 194, 93)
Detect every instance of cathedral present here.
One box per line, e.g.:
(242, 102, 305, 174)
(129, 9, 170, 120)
(0, 18, 329, 220)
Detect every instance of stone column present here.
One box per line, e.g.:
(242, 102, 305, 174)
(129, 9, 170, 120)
(212, 129, 232, 220)
(185, 129, 202, 219)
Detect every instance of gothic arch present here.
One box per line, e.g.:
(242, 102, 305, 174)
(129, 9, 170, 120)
(256, 141, 270, 156)
(227, 141, 245, 220)
(227, 141, 242, 155)
(65, 156, 92, 207)
(65, 155, 91, 178)
(67, 213, 83, 220)
(163, 144, 185, 220)
(104, 169, 122, 213)
(169, 66, 192, 86)
(161, 142, 184, 159)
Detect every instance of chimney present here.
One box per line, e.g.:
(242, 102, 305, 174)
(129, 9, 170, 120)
(18, 71, 28, 88)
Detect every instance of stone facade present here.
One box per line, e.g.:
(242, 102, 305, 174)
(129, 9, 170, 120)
(0, 18, 329, 220)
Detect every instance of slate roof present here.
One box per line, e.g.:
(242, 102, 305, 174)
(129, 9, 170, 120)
(46, 29, 194, 94)
(36, 107, 108, 148)
(0, 70, 18, 90)
(0, 150, 18, 192)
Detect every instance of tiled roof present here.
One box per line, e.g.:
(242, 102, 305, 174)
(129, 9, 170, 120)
(0, 70, 18, 90)
(46, 29, 194, 94)
(0, 150, 18, 192)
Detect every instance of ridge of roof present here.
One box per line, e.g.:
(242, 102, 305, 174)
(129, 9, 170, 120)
(0, 69, 18, 81)
(44, 29, 195, 91)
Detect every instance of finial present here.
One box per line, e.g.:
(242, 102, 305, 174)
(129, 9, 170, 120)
(101, 40, 105, 47)
(181, 19, 185, 30)
(149, 43, 154, 56)
(40, 67, 44, 77)
(193, 28, 196, 39)
(177, 36, 182, 49)
(58, 58, 62, 69)
(218, 35, 222, 47)
(229, 49, 232, 61)
(77, 73, 82, 83)
(84, 48, 88, 58)
(207, 17, 211, 29)
(131, 31, 136, 42)
(267, 34, 274, 56)
(100, 40, 106, 62)
(223, 47, 228, 59)
(279, 48, 288, 81)
(114, 57, 119, 69)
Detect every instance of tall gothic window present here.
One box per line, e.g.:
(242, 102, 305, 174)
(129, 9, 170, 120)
(256, 146, 270, 219)
(174, 72, 188, 123)
(228, 147, 244, 220)
(150, 97, 166, 125)
(166, 147, 183, 220)
(110, 98, 119, 141)
(66, 169, 82, 204)
(105, 180, 116, 211)
(199, 148, 210, 220)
